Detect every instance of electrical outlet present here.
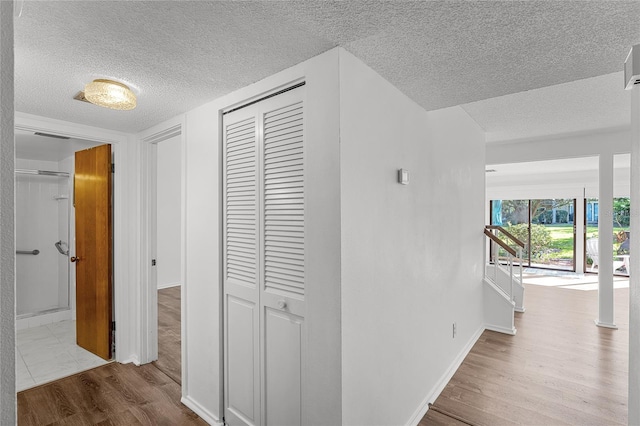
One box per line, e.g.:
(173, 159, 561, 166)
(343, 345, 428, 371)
(453, 322, 457, 338)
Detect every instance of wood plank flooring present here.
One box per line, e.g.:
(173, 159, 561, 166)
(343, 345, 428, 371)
(421, 275, 629, 425)
(18, 286, 190, 425)
(153, 286, 182, 384)
(17, 362, 206, 425)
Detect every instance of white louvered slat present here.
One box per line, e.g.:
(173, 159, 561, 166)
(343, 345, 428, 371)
(263, 101, 304, 297)
(226, 117, 258, 287)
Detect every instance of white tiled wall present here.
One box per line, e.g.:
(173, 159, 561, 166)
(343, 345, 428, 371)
(16, 309, 72, 331)
(15, 158, 72, 318)
(59, 156, 74, 313)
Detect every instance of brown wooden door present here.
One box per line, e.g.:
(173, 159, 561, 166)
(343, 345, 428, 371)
(73, 144, 113, 360)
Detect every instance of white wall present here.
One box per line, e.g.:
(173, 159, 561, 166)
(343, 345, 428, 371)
(486, 128, 631, 165)
(59, 155, 75, 316)
(487, 166, 631, 200)
(57, 159, 71, 311)
(156, 135, 182, 289)
(338, 50, 486, 426)
(183, 48, 342, 425)
(0, 1, 14, 422)
(15, 159, 69, 316)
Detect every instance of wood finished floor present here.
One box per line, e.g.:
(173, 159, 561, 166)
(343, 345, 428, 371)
(421, 275, 629, 426)
(17, 286, 190, 425)
(153, 286, 182, 384)
(18, 278, 629, 425)
(17, 362, 206, 425)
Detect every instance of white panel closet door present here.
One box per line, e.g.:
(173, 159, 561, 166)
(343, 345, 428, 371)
(223, 87, 305, 426)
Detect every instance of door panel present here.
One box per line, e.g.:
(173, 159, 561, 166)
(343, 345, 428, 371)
(224, 109, 261, 426)
(74, 144, 112, 360)
(227, 296, 259, 425)
(264, 309, 302, 426)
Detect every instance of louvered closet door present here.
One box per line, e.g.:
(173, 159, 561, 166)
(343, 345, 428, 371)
(224, 86, 305, 426)
(224, 105, 261, 426)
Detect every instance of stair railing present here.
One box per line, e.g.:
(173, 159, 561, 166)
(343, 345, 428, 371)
(484, 226, 526, 302)
(486, 225, 525, 286)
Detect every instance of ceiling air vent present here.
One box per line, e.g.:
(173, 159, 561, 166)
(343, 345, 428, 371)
(34, 132, 70, 140)
(485, 169, 497, 173)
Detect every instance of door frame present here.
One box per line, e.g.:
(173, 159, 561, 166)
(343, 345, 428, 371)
(139, 119, 185, 371)
(15, 113, 135, 363)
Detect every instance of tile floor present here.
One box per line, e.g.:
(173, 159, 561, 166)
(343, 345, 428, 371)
(16, 320, 109, 391)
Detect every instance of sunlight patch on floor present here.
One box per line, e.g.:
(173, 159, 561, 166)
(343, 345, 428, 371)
(523, 272, 629, 291)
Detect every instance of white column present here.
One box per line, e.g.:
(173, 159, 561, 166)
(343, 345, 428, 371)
(629, 78, 640, 426)
(596, 153, 616, 328)
(0, 1, 15, 424)
(575, 193, 585, 274)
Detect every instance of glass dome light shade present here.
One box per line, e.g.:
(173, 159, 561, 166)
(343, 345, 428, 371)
(84, 79, 137, 111)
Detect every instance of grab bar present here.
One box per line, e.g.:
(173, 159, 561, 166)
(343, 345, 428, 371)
(55, 240, 69, 256)
(17, 249, 39, 255)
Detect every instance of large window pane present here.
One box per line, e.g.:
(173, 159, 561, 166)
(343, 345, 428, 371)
(490, 199, 576, 271)
(586, 197, 630, 276)
(529, 199, 575, 271)
(490, 199, 530, 266)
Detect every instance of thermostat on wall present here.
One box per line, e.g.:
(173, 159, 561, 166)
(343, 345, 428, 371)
(398, 168, 409, 185)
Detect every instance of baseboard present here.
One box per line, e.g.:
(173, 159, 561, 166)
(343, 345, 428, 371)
(118, 355, 141, 365)
(406, 325, 485, 426)
(594, 319, 618, 329)
(158, 281, 181, 290)
(181, 396, 222, 425)
(16, 308, 72, 330)
(515, 306, 526, 313)
(485, 324, 517, 335)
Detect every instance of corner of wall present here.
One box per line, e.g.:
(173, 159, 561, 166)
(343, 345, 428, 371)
(405, 325, 485, 426)
(181, 396, 224, 426)
(300, 46, 343, 426)
(337, 53, 486, 425)
(0, 1, 15, 423)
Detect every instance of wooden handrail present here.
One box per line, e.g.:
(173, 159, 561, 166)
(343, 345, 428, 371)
(484, 229, 517, 257)
(485, 225, 525, 248)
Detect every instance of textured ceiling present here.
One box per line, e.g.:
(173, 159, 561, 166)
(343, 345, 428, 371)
(14, 1, 640, 134)
(463, 72, 630, 143)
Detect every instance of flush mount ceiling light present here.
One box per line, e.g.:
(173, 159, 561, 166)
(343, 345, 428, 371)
(83, 79, 137, 110)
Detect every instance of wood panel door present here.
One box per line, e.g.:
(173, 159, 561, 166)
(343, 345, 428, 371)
(223, 86, 306, 426)
(73, 144, 113, 360)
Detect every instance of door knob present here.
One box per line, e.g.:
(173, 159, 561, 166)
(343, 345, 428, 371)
(277, 300, 287, 310)
(70, 256, 80, 263)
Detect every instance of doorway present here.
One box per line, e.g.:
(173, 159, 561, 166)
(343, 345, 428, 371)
(148, 132, 183, 384)
(14, 130, 110, 390)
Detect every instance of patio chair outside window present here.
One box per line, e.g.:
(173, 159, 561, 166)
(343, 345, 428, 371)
(586, 237, 626, 272)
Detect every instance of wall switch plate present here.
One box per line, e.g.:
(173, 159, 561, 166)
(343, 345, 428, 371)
(398, 168, 409, 185)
